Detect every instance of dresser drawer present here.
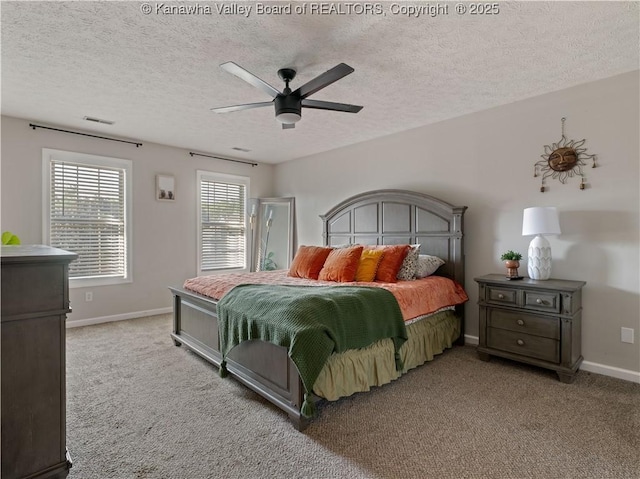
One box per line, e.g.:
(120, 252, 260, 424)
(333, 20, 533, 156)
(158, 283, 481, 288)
(487, 328, 560, 363)
(523, 289, 560, 313)
(1, 263, 67, 317)
(488, 309, 559, 340)
(486, 286, 517, 306)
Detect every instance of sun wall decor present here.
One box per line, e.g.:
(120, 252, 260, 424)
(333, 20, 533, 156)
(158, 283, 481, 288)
(535, 117, 597, 192)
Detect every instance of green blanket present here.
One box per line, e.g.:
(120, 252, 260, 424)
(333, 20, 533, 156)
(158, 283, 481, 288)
(216, 284, 408, 417)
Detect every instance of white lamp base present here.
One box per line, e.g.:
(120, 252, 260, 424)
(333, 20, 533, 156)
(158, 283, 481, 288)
(528, 235, 552, 280)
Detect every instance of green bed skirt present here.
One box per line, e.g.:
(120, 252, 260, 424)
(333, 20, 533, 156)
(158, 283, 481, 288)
(312, 309, 460, 401)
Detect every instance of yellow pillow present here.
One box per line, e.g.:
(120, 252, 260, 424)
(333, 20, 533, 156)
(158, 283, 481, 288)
(355, 249, 385, 282)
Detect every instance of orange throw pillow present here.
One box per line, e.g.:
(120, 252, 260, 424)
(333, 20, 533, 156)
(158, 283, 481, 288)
(372, 245, 410, 283)
(318, 245, 364, 282)
(288, 246, 333, 280)
(355, 249, 385, 282)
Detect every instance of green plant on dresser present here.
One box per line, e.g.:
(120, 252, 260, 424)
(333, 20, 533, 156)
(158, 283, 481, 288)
(500, 250, 522, 261)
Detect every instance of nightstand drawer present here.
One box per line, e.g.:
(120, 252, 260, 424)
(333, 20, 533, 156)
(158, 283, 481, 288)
(523, 290, 560, 313)
(487, 328, 560, 363)
(488, 309, 559, 340)
(486, 286, 517, 306)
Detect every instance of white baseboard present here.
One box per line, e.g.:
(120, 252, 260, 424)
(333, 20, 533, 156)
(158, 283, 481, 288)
(66, 307, 172, 329)
(463, 334, 639, 383)
(464, 334, 479, 345)
(580, 360, 640, 384)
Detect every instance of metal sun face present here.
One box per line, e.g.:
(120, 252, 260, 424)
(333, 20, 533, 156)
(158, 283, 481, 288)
(548, 147, 578, 172)
(536, 137, 594, 185)
(535, 118, 597, 192)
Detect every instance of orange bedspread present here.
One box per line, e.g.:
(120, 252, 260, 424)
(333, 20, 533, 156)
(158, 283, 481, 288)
(183, 270, 468, 321)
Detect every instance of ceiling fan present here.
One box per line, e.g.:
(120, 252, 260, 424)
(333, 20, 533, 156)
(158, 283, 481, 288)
(212, 62, 363, 129)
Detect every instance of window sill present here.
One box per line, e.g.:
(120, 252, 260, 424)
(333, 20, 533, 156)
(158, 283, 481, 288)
(70, 276, 133, 289)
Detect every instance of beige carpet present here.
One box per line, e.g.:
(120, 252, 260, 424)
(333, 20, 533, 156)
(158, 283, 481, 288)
(66, 314, 640, 479)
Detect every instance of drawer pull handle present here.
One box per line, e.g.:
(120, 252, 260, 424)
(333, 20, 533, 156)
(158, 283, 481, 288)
(517, 319, 525, 326)
(516, 339, 525, 346)
(536, 298, 543, 304)
(498, 294, 505, 299)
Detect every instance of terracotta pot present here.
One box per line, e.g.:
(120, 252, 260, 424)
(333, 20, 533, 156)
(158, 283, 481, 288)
(505, 260, 520, 278)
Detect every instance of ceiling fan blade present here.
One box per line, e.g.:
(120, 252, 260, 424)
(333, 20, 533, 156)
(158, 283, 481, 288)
(211, 101, 273, 113)
(282, 123, 295, 130)
(220, 62, 281, 99)
(302, 99, 363, 113)
(294, 63, 355, 99)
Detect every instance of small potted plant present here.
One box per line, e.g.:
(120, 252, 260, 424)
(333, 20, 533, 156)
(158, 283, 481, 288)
(500, 250, 523, 279)
(1, 231, 20, 245)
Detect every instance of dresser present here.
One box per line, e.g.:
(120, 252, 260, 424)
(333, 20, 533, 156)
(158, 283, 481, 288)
(475, 274, 585, 383)
(1, 245, 77, 479)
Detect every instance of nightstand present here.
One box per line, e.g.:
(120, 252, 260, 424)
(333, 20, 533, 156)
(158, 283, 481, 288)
(474, 274, 585, 383)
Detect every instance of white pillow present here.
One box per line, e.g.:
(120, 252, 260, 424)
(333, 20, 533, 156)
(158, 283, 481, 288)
(416, 255, 445, 278)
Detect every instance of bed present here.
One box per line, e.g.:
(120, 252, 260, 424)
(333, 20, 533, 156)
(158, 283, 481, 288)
(170, 189, 467, 430)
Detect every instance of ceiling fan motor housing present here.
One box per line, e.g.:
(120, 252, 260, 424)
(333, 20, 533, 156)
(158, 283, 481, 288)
(275, 93, 301, 120)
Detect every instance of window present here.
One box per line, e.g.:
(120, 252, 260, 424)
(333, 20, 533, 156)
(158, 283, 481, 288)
(43, 149, 132, 287)
(197, 171, 249, 274)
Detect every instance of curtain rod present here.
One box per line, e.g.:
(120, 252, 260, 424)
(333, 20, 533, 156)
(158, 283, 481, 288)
(29, 123, 143, 147)
(189, 152, 258, 167)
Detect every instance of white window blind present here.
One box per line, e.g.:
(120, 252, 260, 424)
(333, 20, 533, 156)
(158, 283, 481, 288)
(47, 156, 128, 281)
(199, 175, 247, 272)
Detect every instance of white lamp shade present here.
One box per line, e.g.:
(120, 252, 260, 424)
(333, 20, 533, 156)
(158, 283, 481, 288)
(522, 207, 561, 236)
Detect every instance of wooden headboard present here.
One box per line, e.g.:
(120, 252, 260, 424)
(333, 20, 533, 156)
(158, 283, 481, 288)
(320, 189, 467, 288)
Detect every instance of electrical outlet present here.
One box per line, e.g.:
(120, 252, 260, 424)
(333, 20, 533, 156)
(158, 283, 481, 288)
(85, 292, 93, 302)
(621, 327, 634, 344)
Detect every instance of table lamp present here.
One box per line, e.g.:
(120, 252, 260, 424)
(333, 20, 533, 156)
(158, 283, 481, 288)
(522, 207, 561, 280)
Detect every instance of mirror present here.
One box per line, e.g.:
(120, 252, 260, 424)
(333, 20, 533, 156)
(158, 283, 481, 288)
(254, 197, 295, 271)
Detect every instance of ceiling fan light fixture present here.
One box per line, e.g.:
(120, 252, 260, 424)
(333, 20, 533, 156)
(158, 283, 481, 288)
(275, 112, 301, 124)
(275, 94, 301, 123)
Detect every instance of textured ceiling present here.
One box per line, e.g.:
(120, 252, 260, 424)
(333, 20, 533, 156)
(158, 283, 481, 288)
(2, 2, 638, 164)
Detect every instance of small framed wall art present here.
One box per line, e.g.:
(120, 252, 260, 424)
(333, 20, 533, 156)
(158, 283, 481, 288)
(156, 174, 175, 201)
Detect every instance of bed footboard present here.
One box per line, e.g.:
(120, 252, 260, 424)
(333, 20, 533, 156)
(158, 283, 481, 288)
(169, 286, 310, 430)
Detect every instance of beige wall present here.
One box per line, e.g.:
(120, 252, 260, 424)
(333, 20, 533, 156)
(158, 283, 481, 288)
(0, 116, 275, 323)
(274, 71, 640, 375)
